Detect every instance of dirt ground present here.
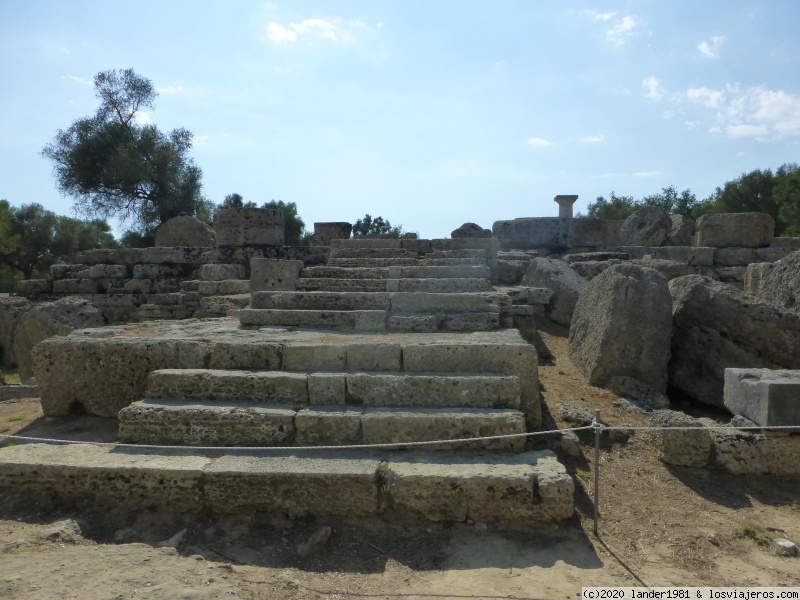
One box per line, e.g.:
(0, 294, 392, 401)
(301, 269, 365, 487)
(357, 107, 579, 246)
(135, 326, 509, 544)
(1, 327, 799, 599)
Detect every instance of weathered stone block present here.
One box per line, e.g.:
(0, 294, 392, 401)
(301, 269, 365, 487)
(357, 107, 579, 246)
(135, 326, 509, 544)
(198, 263, 247, 281)
(696, 212, 774, 248)
(757, 250, 800, 313)
(283, 344, 347, 372)
(451, 222, 492, 238)
(295, 407, 363, 445)
(308, 373, 347, 404)
(50, 264, 89, 279)
(569, 264, 672, 391)
(133, 264, 185, 279)
(154, 215, 215, 247)
(146, 369, 308, 403)
(664, 214, 694, 246)
(214, 208, 285, 247)
(724, 368, 800, 427)
(744, 263, 774, 296)
(14, 279, 52, 296)
(313, 222, 352, 246)
(250, 258, 303, 292)
(346, 343, 402, 370)
(651, 410, 712, 467)
(387, 315, 438, 332)
(197, 280, 250, 296)
(714, 248, 758, 266)
(523, 258, 587, 326)
(0, 297, 32, 368)
(620, 206, 671, 247)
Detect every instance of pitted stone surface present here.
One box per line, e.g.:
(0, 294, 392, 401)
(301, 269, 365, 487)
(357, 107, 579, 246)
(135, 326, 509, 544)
(696, 212, 774, 248)
(758, 250, 800, 313)
(651, 410, 712, 467)
(619, 206, 672, 247)
(155, 216, 215, 247)
(0, 296, 31, 368)
(522, 258, 586, 326)
(724, 368, 800, 427)
(146, 369, 309, 403)
(214, 208, 285, 247)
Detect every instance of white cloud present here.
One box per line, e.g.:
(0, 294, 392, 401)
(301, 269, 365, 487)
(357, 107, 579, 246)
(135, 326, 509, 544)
(527, 137, 552, 148)
(686, 84, 800, 138)
(583, 10, 616, 21)
(607, 15, 642, 46)
(60, 75, 92, 86)
(265, 17, 371, 45)
(131, 111, 152, 125)
(578, 134, 604, 143)
(157, 85, 185, 95)
(642, 77, 667, 101)
(634, 170, 662, 177)
(697, 35, 726, 59)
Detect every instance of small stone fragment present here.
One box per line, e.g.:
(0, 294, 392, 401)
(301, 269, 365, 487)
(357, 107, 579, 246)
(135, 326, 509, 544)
(774, 538, 798, 556)
(157, 528, 188, 549)
(297, 525, 332, 557)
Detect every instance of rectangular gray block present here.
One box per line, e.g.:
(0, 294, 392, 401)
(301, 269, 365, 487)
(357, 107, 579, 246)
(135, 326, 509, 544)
(146, 369, 309, 403)
(251, 291, 391, 311)
(295, 406, 363, 445)
(238, 309, 387, 331)
(724, 368, 800, 427)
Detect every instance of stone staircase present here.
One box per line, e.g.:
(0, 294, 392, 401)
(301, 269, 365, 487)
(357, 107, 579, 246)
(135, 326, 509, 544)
(1, 238, 574, 524)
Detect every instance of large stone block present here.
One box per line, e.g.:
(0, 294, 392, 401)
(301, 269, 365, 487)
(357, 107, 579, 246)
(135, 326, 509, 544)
(619, 207, 671, 247)
(198, 263, 247, 281)
(250, 258, 303, 292)
(757, 250, 800, 313)
(154, 215, 216, 247)
(569, 264, 673, 391)
(145, 369, 309, 403)
(0, 297, 31, 368)
(133, 264, 185, 279)
(492, 217, 621, 251)
(669, 275, 800, 408)
(294, 407, 363, 445)
(695, 212, 774, 248)
(651, 410, 712, 467)
(451, 222, 492, 238)
(744, 263, 775, 296)
(522, 258, 587, 326)
(724, 368, 800, 427)
(313, 222, 352, 246)
(213, 208, 285, 247)
(664, 214, 694, 246)
(13, 297, 106, 381)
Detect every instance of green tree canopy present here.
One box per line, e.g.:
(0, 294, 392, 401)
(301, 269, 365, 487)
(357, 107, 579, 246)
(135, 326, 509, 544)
(0, 200, 19, 255)
(0, 203, 117, 278)
(352, 214, 405, 238)
(585, 192, 637, 220)
(42, 68, 211, 235)
(215, 195, 311, 245)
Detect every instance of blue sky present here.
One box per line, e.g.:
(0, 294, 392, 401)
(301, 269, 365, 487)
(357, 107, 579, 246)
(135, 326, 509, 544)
(1, 1, 799, 239)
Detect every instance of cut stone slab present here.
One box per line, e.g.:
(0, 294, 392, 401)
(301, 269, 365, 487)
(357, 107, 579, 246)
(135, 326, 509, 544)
(239, 309, 387, 331)
(0, 296, 32, 368)
(294, 406, 363, 446)
(214, 208, 285, 247)
(724, 368, 800, 427)
(522, 258, 587, 326)
(695, 212, 774, 248)
(252, 291, 391, 311)
(346, 372, 521, 409)
(302, 266, 389, 280)
(619, 206, 671, 247)
(387, 265, 491, 279)
(296, 278, 387, 292)
(145, 369, 309, 403)
(205, 452, 382, 516)
(360, 407, 526, 451)
(155, 215, 215, 247)
(118, 399, 297, 446)
(387, 450, 574, 522)
(758, 250, 800, 313)
(0, 443, 209, 511)
(389, 292, 501, 314)
(651, 410, 712, 468)
(386, 278, 493, 293)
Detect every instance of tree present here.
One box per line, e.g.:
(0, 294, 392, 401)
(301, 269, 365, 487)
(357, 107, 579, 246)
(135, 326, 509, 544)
(219, 193, 257, 209)
(0, 203, 117, 278)
(585, 193, 637, 220)
(775, 163, 800, 236)
(0, 200, 19, 256)
(262, 200, 309, 246)
(640, 186, 699, 218)
(42, 68, 211, 234)
(352, 214, 405, 238)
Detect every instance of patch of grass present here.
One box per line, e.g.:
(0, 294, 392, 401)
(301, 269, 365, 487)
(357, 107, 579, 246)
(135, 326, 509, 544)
(575, 467, 591, 479)
(740, 521, 772, 546)
(786, 496, 800, 512)
(1, 369, 22, 385)
(6, 415, 27, 422)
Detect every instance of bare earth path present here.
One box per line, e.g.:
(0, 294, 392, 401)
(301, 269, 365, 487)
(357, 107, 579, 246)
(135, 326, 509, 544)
(1, 328, 799, 599)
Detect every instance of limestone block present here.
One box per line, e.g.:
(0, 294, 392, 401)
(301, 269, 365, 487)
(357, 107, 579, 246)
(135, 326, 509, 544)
(198, 263, 247, 281)
(133, 264, 185, 279)
(522, 258, 587, 326)
(387, 451, 573, 522)
(138, 247, 209, 264)
(0, 443, 208, 512)
(197, 280, 250, 296)
(569, 264, 672, 391)
(299, 278, 387, 293)
(207, 341, 282, 370)
(154, 215, 215, 247)
(360, 407, 525, 451)
(387, 315, 438, 332)
(755, 247, 791, 263)
(0, 384, 39, 400)
(250, 258, 303, 293)
(664, 214, 694, 247)
(712, 430, 800, 475)
(0, 297, 31, 368)
(388, 265, 491, 279)
(294, 407, 363, 445)
(619, 206, 672, 247)
(569, 260, 615, 280)
(146, 369, 309, 403)
(669, 275, 800, 408)
(331, 238, 402, 249)
(635, 259, 689, 281)
(238, 308, 386, 331)
(14, 279, 53, 296)
(308, 373, 347, 404)
(346, 373, 520, 409)
(744, 263, 775, 295)
(13, 297, 106, 381)
(346, 344, 402, 370)
(390, 292, 500, 314)
(283, 344, 347, 372)
(197, 294, 251, 318)
(124, 278, 182, 294)
(401, 238, 434, 253)
(451, 222, 492, 238)
(688, 247, 715, 266)
(771, 237, 800, 249)
(181, 280, 201, 291)
(651, 410, 712, 467)
(50, 264, 89, 279)
(388, 278, 493, 293)
(757, 250, 800, 313)
(252, 291, 391, 311)
(205, 454, 380, 517)
(605, 375, 669, 409)
(714, 248, 758, 266)
(313, 222, 352, 246)
(695, 212, 774, 248)
(724, 368, 800, 427)
(81, 264, 129, 279)
(52, 279, 110, 295)
(213, 208, 285, 247)
(75, 248, 143, 265)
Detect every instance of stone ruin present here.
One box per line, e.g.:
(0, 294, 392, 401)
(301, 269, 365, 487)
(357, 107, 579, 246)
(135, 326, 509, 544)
(1, 199, 799, 523)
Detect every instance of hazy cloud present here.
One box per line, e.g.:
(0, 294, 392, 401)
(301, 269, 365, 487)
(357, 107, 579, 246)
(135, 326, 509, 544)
(265, 17, 372, 45)
(157, 85, 185, 95)
(578, 134, 604, 143)
(698, 35, 726, 59)
(527, 137, 552, 148)
(642, 77, 667, 101)
(60, 75, 92, 86)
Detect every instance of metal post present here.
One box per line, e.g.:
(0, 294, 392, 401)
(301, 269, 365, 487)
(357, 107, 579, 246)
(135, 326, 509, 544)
(593, 409, 601, 537)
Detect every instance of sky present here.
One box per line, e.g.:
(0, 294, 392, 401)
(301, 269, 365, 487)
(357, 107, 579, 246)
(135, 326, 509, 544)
(1, 0, 799, 239)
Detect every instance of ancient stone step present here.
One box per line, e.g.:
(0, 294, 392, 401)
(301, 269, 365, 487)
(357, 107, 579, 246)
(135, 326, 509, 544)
(386, 278, 493, 293)
(142, 368, 520, 409)
(118, 399, 525, 450)
(296, 278, 387, 292)
(0, 443, 573, 522)
(388, 265, 491, 279)
(301, 266, 389, 279)
(239, 308, 387, 331)
(251, 291, 391, 311)
(387, 313, 499, 332)
(329, 247, 417, 259)
(327, 257, 484, 267)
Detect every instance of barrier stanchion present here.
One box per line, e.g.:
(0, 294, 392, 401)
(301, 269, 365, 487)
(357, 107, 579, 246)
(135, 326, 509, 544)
(593, 408, 601, 537)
